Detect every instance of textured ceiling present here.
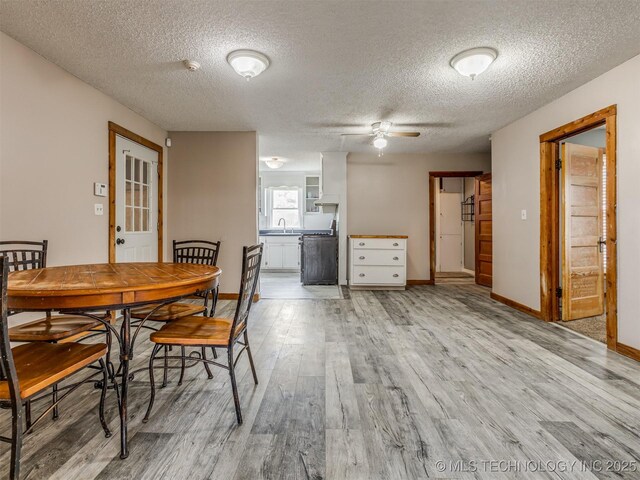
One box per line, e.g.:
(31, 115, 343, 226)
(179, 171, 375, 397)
(2, 0, 640, 167)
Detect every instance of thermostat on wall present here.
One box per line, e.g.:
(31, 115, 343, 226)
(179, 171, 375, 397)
(94, 182, 107, 197)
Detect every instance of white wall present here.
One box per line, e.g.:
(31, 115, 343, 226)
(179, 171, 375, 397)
(322, 152, 348, 284)
(167, 131, 258, 294)
(492, 53, 640, 351)
(348, 152, 491, 281)
(565, 128, 606, 149)
(0, 32, 168, 265)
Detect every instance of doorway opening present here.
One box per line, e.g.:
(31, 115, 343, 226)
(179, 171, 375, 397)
(108, 122, 164, 263)
(257, 155, 341, 299)
(539, 105, 618, 350)
(429, 171, 486, 286)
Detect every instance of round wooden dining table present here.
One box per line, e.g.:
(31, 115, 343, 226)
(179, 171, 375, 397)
(7, 262, 221, 459)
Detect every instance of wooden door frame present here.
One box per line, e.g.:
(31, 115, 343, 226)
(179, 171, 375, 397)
(429, 171, 484, 283)
(108, 121, 164, 263)
(539, 105, 617, 350)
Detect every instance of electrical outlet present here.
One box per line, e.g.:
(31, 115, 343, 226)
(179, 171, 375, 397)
(521, 209, 527, 220)
(94, 204, 104, 216)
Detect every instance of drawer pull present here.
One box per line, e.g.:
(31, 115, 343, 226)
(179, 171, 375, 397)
(393, 242, 399, 246)
(359, 256, 365, 260)
(393, 256, 399, 260)
(359, 242, 365, 246)
(359, 273, 365, 277)
(393, 274, 399, 278)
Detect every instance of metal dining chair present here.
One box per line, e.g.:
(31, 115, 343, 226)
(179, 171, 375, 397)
(0, 240, 111, 424)
(143, 244, 262, 425)
(0, 255, 111, 480)
(131, 240, 221, 386)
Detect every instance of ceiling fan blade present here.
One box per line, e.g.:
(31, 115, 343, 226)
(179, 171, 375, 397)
(340, 133, 374, 136)
(387, 132, 420, 137)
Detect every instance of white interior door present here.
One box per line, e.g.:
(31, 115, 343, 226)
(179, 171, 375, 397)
(438, 191, 463, 272)
(115, 135, 158, 262)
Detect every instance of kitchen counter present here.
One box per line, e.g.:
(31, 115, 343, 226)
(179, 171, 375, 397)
(259, 229, 332, 237)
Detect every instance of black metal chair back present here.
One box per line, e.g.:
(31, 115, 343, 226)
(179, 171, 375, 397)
(0, 240, 48, 271)
(229, 244, 263, 343)
(0, 256, 20, 409)
(173, 240, 220, 266)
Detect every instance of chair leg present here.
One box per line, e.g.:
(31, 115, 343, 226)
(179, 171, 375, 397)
(52, 384, 59, 420)
(244, 331, 259, 385)
(212, 347, 218, 359)
(178, 346, 186, 386)
(10, 401, 23, 480)
(106, 323, 117, 384)
(143, 344, 161, 423)
(24, 400, 32, 433)
(98, 359, 112, 438)
(162, 345, 169, 388)
(211, 286, 220, 317)
(227, 347, 242, 425)
(202, 347, 214, 379)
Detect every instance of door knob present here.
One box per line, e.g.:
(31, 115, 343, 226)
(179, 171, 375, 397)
(116, 238, 125, 245)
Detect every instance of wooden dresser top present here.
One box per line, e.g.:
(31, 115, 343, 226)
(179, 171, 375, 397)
(349, 235, 408, 239)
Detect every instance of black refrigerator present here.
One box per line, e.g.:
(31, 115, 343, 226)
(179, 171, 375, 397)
(300, 234, 338, 285)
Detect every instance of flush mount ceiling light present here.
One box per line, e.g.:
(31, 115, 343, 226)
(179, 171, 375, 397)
(226, 49, 270, 80)
(265, 157, 284, 169)
(450, 47, 497, 80)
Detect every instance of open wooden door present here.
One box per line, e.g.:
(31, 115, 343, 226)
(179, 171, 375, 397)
(475, 173, 492, 287)
(561, 143, 605, 320)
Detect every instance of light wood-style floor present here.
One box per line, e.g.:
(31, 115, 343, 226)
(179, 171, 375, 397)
(2, 285, 640, 479)
(260, 272, 342, 299)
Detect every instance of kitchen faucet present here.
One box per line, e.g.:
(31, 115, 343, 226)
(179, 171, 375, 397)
(278, 217, 287, 233)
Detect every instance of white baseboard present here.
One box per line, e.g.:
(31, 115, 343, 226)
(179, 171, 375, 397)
(462, 268, 475, 275)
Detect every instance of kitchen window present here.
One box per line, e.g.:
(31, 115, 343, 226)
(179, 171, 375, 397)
(270, 187, 301, 228)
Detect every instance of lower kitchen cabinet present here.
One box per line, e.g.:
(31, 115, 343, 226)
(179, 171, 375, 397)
(260, 235, 301, 271)
(283, 244, 300, 269)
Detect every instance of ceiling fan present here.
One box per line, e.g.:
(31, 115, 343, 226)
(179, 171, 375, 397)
(341, 121, 420, 151)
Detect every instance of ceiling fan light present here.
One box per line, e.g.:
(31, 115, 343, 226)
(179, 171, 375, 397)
(265, 157, 284, 169)
(227, 49, 270, 79)
(450, 47, 497, 79)
(373, 136, 388, 149)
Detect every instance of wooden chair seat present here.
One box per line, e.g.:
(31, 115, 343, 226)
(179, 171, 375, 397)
(0, 342, 107, 400)
(130, 303, 206, 322)
(8, 315, 103, 342)
(150, 316, 245, 346)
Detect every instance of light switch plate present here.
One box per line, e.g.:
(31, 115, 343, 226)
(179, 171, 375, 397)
(521, 209, 527, 220)
(94, 204, 104, 216)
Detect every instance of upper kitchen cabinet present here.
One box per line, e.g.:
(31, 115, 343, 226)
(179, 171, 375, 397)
(304, 175, 321, 214)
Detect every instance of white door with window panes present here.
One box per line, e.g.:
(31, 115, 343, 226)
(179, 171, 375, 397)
(115, 135, 159, 262)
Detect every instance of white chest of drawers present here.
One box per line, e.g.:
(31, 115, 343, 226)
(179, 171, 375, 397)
(348, 236, 407, 289)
